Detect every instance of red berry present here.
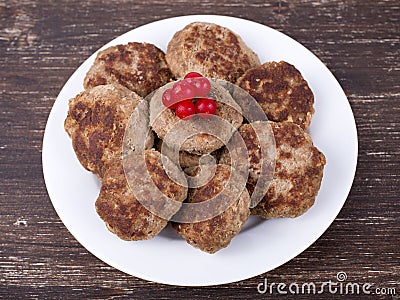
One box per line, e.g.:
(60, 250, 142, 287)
(186, 77, 211, 97)
(162, 88, 179, 109)
(184, 72, 203, 79)
(195, 98, 217, 118)
(171, 80, 195, 102)
(175, 100, 195, 120)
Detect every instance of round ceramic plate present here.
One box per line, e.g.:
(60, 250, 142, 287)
(42, 15, 358, 286)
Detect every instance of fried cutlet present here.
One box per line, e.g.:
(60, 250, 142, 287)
(166, 22, 260, 82)
(64, 84, 153, 178)
(84, 42, 173, 97)
(236, 61, 314, 129)
(96, 149, 188, 240)
(172, 164, 250, 253)
(222, 121, 325, 218)
(150, 80, 243, 155)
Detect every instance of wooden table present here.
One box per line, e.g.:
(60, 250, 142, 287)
(1, 0, 399, 298)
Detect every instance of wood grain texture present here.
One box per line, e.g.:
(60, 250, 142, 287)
(0, 0, 399, 299)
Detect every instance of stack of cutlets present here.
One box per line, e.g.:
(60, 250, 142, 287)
(64, 22, 325, 254)
(65, 43, 188, 240)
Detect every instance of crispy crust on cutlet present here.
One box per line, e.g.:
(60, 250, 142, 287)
(95, 149, 188, 241)
(84, 42, 173, 97)
(166, 22, 260, 82)
(250, 121, 326, 218)
(236, 61, 314, 129)
(64, 84, 144, 178)
(219, 123, 267, 186)
(172, 164, 250, 253)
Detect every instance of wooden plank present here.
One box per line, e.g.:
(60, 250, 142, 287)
(0, 0, 399, 298)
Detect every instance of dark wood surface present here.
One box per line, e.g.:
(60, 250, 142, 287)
(1, 0, 399, 298)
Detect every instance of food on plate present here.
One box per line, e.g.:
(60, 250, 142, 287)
(194, 97, 217, 118)
(84, 42, 172, 97)
(184, 72, 203, 79)
(150, 80, 243, 155)
(249, 121, 325, 218)
(172, 164, 250, 253)
(161, 74, 216, 120)
(221, 121, 325, 218)
(236, 61, 314, 129)
(175, 100, 196, 120)
(166, 22, 260, 83)
(219, 122, 275, 188)
(96, 149, 188, 240)
(64, 84, 153, 178)
(63, 20, 326, 253)
(155, 139, 218, 170)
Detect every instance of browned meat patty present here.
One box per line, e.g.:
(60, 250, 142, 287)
(64, 84, 153, 178)
(226, 121, 325, 219)
(236, 61, 314, 129)
(150, 80, 243, 155)
(166, 22, 260, 82)
(172, 164, 250, 253)
(96, 149, 188, 241)
(84, 42, 173, 97)
(219, 122, 275, 188)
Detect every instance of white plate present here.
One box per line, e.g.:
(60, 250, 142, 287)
(42, 15, 358, 286)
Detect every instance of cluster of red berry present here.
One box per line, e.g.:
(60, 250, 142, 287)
(162, 72, 217, 120)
